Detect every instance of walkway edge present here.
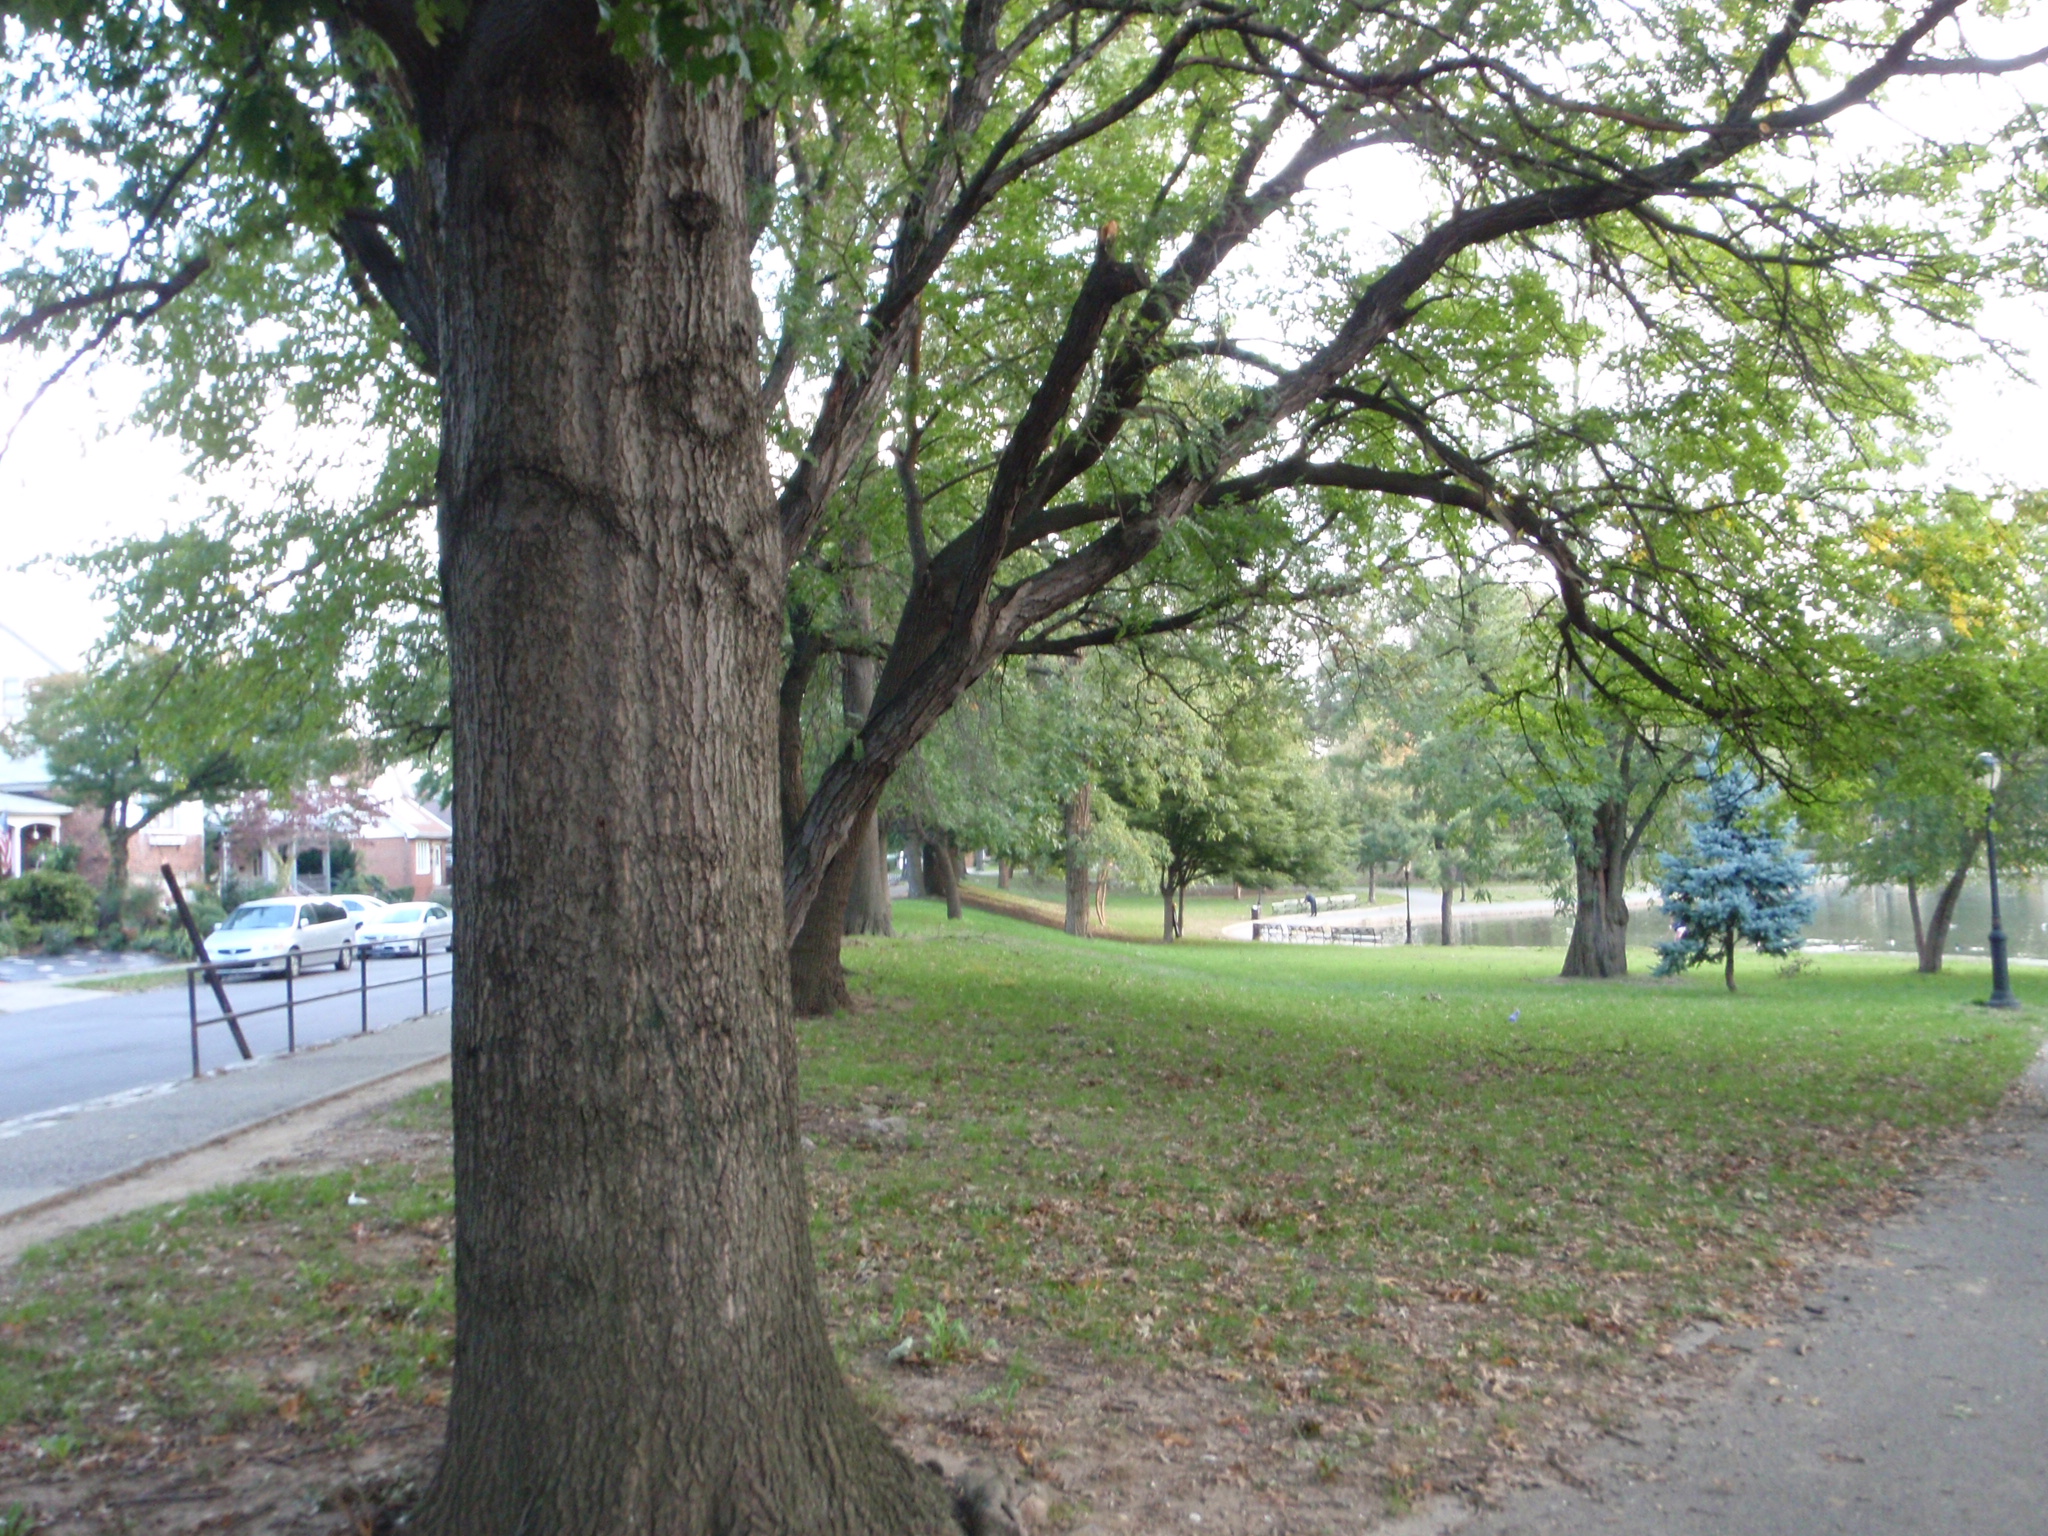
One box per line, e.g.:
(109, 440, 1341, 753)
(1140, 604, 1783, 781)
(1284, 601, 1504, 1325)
(0, 1051, 450, 1255)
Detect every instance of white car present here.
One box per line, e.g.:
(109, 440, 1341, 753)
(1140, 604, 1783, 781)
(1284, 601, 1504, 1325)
(203, 897, 357, 977)
(356, 901, 454, 957)
(332, 894, 389, 935)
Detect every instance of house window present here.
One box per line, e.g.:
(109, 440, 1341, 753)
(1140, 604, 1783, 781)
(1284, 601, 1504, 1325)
(416, 841, 432, 875)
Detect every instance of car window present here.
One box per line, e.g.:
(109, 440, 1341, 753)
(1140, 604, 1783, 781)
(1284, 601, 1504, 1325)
(221, 905, 294, 930)
(323, 903, 347, 922)
(430, 906, 448, 920)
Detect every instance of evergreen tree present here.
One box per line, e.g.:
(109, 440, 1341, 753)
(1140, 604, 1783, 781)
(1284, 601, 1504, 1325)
(1656, 757, 1816, 991)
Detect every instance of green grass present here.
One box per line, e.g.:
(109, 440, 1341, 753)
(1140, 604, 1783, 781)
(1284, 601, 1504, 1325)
(0, 908, 2035, 1487)
(0, 1157, 454, 1451)
(63, 967, 188, 995)
(960, 872, 1405, 939)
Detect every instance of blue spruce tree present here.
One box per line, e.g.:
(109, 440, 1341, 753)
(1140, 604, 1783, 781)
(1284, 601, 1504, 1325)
(1655, 754, 1816, 991)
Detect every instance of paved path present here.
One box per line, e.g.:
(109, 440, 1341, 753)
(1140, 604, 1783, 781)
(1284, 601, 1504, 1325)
(0, 1007, 450, 1219)
(1459, 1060, 2048, 1536)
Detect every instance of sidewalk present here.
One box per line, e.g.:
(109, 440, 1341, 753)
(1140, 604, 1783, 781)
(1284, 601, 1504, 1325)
(1457, 1053, 2048, 1536)
(0, 1007, 450, 1221)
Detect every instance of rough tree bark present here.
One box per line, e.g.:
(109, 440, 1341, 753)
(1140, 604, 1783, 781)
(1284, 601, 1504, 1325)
(1439, 872, 1454, 946)
(903, 828, 926, 898)
(923, 838, 963, 919)
(1915, 831, 1982, 973)
(1062, 785, 1093, 936)
(840, 536, 894, 940)
(414, 34, 952, 1535)
(1561, 797, 1632, 979)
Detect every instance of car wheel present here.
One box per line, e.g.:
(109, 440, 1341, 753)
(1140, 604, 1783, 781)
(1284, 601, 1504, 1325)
(336, 943, 353, 972)
(285, 950, 301, 980)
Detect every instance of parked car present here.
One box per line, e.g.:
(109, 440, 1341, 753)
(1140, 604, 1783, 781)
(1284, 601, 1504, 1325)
(356, 901, 454, 958)
(332, 894, 389, 935)
(203, 897, 357, 977)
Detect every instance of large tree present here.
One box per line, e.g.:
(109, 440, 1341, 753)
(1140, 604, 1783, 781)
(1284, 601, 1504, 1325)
(8, 2, 2047, 1528)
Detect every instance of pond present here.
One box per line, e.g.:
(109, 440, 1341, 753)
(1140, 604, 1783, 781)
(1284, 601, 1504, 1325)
(1405, 878, 2048, 959)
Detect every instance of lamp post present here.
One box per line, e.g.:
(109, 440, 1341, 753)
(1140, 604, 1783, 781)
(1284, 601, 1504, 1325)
(1977, 752, 2020, 1010)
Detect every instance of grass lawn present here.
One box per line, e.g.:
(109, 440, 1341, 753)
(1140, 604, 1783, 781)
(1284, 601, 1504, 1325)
(0, 906, 2037, 1522)
(959, 873, 1404, 940)
(61, 968, 188, 995)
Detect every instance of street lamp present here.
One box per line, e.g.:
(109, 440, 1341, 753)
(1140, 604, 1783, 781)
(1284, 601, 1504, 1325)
(1976, 752, 2020, 1010)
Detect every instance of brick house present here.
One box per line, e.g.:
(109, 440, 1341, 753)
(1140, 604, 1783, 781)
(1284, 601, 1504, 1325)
(58, 797, 209, 891)
(354, 796, 454, 899)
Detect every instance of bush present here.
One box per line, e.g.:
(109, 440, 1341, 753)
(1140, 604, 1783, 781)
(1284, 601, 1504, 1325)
(0, 870, 98, 928)
(119, 884, 164, 930)
(39, 923, 78, 956)
(137, 926, 195, 959)
(8, 916, 35, 953)
(27, 843, 79, 874)
(219, 874, 277, 914)
(183, 887, 227, 937)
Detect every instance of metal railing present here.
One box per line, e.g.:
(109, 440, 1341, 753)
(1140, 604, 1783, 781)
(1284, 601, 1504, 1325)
(186, 944, 453, 1077)
(1251, 921, 1384, 944)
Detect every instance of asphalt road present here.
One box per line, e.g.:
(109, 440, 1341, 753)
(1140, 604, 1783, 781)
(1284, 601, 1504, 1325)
(0, 952, 452, 1124)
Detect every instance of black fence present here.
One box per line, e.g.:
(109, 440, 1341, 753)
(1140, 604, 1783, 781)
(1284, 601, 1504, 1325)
(186, 945, 453, 1077)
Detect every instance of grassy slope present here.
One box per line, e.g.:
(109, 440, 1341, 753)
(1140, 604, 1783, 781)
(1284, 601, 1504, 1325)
(1, 907, 2036, 1492)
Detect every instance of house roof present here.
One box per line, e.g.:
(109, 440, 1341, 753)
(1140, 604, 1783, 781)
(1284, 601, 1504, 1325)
(0, 752, 51, 795)
(0, 790, 70, 818)
(357, 795, 453, 842)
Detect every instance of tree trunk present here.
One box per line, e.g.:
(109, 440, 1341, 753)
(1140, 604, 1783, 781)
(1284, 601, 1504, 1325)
(1366, 864, 1375, 902)
(414, 45, 950, 1536)
(1919, 832, 1982, 974)
(903, 830, 926, 898)
(1907, 876, 1925, 964)
(1560, 797, 1631, 979)
(997, 859, 1011, 889)
(839, 536, 893, 941)
(1062, 785, 1093, 936)
(1439, 876, 1454, 945)
(928, 838, 962, 919)
(1724, 922, 1739, 991)
(100, 803, 131, 926)
(790, 836, 866, 1016)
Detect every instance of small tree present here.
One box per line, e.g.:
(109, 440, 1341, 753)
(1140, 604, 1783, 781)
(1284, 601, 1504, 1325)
(1656, 757, 1816, 991)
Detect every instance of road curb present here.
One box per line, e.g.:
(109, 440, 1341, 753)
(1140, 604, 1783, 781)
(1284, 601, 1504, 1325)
(0, 1051, 451, 1239)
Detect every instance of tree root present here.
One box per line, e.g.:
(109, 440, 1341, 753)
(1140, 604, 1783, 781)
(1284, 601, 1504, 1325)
(933, 1460, 1026, 1536)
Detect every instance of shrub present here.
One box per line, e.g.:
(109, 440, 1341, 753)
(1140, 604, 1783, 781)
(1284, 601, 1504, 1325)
(138, 926, 195, 959)
(0, 870, 98, 928)
(27, 843, 79, 874)
(39, 923, 78, 956)
(118, 884, 164, 930)
(219, 874, 277, 914)
(8, 916, 35, 953)
(182, 887, 227, 937)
